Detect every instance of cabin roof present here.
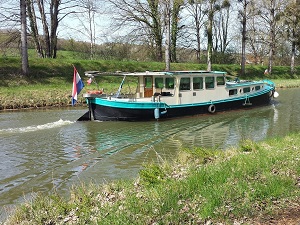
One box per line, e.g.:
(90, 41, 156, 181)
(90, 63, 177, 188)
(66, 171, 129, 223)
(85, 70, 227, 77)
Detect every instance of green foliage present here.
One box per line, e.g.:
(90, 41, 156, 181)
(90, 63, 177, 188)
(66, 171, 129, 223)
(239, 139, 259, 152)
(1, 54, 300, 81)
(183, 147, 217, 164)
(139, 163, 166, 185)
(7, 192, 71, 225)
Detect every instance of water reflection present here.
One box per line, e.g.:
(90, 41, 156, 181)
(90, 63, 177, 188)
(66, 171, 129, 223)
(0, 88, 299, 221)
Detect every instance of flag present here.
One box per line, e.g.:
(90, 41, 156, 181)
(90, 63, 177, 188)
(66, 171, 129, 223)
(87, 77, 92, 85)
(72, 66, 84, 106)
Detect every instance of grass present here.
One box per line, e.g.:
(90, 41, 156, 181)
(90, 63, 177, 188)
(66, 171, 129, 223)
(5, 133, 300, 224)
(273, 79, 300, 88)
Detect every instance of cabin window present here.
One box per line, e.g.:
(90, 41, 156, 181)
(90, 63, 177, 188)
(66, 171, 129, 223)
(180, 77, 191, 90)
(205, 77, 215, 89)
(217, 76, 225, 85)
(145, 77, 152, 88)
(243, 87, 251, 93)
(193, 77, 203, 90)
(229, 89, 237, 96)
(155, 77, 164, 88)
(165, 77, 174, 89)
(255, 86, 261, 91)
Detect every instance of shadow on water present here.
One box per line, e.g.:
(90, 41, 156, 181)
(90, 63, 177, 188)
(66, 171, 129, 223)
(0, 88, 299, 221)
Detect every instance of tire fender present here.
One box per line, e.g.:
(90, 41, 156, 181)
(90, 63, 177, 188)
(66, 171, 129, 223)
(208, 104, 216, 113)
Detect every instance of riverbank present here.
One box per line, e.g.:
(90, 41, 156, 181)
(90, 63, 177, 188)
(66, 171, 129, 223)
(4, 133, 300, 224)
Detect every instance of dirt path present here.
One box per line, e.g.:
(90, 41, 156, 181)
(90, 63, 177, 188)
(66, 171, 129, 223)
(249, 203, 300, 225)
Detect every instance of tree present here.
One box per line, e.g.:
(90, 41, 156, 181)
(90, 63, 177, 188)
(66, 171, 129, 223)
(20, 0, 29, 76)
(206, 0, 217, 71)
(108, 0, 164, 62)
(164, 0, 171, 70)
(246, 2, 267, 66)
(27, 0, 76, 58)
(213, 0, 230, 53)
(238, 0, 249, 76)
(283, 0, 300, 74)
(206, 0, 231, 71)
(27, 0, 44, 57)
(256, 0, 287, 74)
(246, 14, 268, 65)
(163, 0, 184, 69)
(74, 0, 99, 59)
(170, 0, 184, 63)
(186, 0, 206, 63)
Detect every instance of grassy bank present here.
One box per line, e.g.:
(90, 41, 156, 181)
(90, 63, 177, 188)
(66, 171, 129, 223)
(4, 133, 300, 224)
(0, 56, 300, 110)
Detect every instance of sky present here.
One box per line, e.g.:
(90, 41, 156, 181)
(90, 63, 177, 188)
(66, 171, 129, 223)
(0, 0, 242, 51)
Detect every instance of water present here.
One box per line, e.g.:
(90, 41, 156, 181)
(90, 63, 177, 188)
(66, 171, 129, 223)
(0, 88, 299, 220)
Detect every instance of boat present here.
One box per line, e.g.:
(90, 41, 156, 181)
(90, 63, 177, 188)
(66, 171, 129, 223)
(78, 70, 278, 121)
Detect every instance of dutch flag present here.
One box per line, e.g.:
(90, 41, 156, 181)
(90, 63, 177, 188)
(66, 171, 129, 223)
(72, 66, 84, 106)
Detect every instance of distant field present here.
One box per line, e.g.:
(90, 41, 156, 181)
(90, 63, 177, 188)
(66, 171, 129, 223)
(1, 52, 299, 84)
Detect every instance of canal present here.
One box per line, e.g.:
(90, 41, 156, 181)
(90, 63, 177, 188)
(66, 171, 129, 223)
(0, 88, 299, 220)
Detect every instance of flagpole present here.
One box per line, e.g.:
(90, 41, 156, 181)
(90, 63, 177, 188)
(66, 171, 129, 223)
(71, 65, 84, 106)
(116, 75, 126, 98)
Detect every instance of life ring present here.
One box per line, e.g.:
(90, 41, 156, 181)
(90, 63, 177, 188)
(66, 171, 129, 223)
(208, 104, 216, 113)
(88, 90, 102, 95)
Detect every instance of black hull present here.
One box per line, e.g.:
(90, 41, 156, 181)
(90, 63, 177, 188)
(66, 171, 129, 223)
(80, 92, 273, 121)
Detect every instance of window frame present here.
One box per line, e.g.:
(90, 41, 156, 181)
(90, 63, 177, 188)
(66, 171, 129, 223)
(155, 77, 164, 89)
(229, 89, 237, 96)
(165, 77, 175, 89)
(205, 76, 215, 89)
(179, 77, 191, 91)
(193, 77, 204, 90)
(216, 76, 225, 86)
(243, 87, 251, 93)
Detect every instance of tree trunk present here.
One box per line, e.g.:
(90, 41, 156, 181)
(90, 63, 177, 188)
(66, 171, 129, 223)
(170, 0, 182, 63)
(268, 1, 276, 75)
(27, 0, 44, 58)
(241, 0, 247, 76)
(207, 10, 213, 71)
(170, 12, 177, 63)
(196, 15, 201, 63)
(291, 35, 295, 75)
(221, 5, 230, 53)
(89, 7, 94, 59)
(155, 33, 163, 62)
(20, 0, 29, 76)
(165, 0, 171, 71)
(194, 3, 202, 63)
(290, 0, 297, 75)
(148, 0, 163, 61)
(37, 0, 51, 58)
(50, 0, 59, 58)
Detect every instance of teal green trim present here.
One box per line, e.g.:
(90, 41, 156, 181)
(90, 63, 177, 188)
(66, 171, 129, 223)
(89, 98, 162, 109)
(226, 81, 264, 88)
(88, 86, 273, 109)
(166, 71, 226, 76)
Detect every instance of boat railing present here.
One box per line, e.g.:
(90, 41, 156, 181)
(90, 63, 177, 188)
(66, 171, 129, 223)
(108, 93, 137, 102)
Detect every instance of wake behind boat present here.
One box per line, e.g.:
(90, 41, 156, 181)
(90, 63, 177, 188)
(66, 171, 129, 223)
(78, 70, 278, 121)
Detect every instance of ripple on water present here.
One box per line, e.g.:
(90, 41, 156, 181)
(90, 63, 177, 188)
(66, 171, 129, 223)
(0, 89, 300, 222)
